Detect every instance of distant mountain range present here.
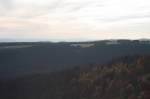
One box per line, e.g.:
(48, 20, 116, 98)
(0, 40, 150, 78)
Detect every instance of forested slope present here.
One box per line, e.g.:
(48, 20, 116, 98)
(1, 55, 150, 99)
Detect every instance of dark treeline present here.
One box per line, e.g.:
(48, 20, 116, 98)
(0, 55, 150, 99)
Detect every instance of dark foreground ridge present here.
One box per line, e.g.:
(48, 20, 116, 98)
(0, 55, 150, 99)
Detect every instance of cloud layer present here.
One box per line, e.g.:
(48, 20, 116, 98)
(0, 0, 150, 41)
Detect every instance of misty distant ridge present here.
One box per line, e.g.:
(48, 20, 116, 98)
(69, 39, 150, 48)
(0, 39, 150, 49)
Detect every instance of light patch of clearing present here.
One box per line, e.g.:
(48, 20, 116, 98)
(106, 40, 120, 45)
(0, 45, 35, 50)
(70, 43, 95, 48)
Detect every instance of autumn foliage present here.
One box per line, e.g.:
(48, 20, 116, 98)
(1, 55, 150, 99)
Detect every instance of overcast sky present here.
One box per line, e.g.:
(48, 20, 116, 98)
(0, 0, 150, 41)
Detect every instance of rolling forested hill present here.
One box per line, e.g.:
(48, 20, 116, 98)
(0, 55, 150, 99)
(0, 40, 150, 78)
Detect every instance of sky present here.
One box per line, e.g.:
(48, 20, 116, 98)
(0, 0, 150, 41)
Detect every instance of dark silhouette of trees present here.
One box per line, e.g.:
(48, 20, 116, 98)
(0, 55, 150, 99)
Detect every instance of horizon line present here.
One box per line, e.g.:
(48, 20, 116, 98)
(0, 38, 150, 43)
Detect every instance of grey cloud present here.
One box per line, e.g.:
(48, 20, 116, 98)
(0, 0, 13, 9)
(46, 0, 104, 13)
(68, 2, 100, 12)
(96, 14, 150, 22)
(66, 1, 104, 12)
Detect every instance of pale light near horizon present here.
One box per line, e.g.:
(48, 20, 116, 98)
(0, 0, 150, 41)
